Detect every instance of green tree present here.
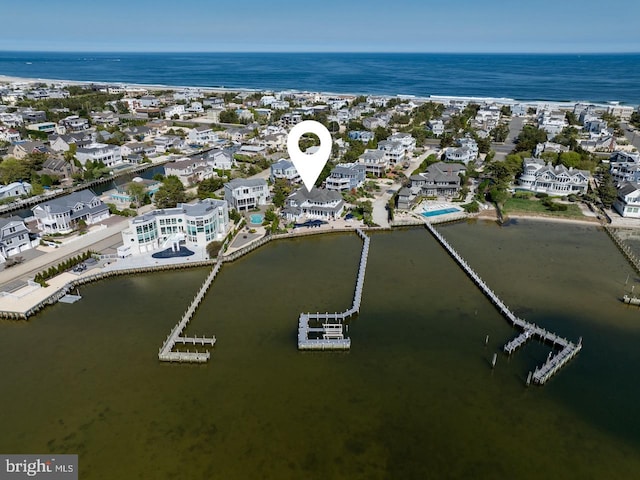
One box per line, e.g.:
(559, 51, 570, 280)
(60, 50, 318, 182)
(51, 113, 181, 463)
(154, 175, 186, 208)
(126, 181, 147, 208)
(558, 151, 582, 169)
(597, 172, 617, 208)
(0, 157, 30, 184)
(272, 178, 293, 208)
(219, 109, 240, 124)
(514, 125, 548, 153)
(197, 177, 224, 199)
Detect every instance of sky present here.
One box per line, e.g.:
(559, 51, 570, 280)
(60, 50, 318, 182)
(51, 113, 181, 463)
(1, 0, 640, 53)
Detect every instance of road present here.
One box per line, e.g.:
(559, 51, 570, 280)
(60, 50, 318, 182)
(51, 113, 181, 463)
(492, 116, 524, 161)
(621, 122, 640, 151)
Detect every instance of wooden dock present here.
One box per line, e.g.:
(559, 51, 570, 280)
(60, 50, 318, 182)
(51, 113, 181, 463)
(158, 260, 221, 363)
(423, 221, 581, 385)
(298, 228, 369, 350)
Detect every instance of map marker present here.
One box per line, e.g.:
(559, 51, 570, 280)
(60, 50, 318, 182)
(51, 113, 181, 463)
(287, 120, 332, 191)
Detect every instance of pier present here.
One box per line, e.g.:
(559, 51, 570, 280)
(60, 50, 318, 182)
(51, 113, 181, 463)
(423, 221, 581, 385)
(297, 228, 369, 350)
(158, 260, 221, 363)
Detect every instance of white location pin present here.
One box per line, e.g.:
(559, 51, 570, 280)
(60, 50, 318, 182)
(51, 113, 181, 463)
(287, 120, 332, 191)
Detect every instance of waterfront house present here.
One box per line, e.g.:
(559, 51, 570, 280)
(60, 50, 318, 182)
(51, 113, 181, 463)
(164, 158, 214, 186)
(282, 188, 344, 222)
(518, 158, 589, 195)
(109, 177, 161, 204)
(326, 163, 366, 192)
(357, 149, 388, 177)
(153, 135, 185, 153)
(0, 216, 37, 262)
(410, 162, 466, 198)
(270, 159, 300, 183)
(75, 143, 123, 168)
(32, 190, 110, 234)
(397, 187, 412, 210)
(614, 182, 640, 218)
(223, 178, 269, 211)
(120, 198, 229, 256)
(0, 181, 31, 199)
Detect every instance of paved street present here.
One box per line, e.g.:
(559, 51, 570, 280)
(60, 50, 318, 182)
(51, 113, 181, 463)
(621, 122, 640, 151)
(492, 116, 524, 161)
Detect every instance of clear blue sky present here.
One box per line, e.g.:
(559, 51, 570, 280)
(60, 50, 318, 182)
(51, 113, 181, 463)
(2, 0, 639, 53)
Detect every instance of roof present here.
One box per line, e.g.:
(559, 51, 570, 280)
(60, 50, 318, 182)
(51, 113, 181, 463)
(34, 190, 101, 214)
(225, 178, 267, 189)
(271, 159, 294, 170)
(618, 182, 640, 197)
(289, 187, 342, 204)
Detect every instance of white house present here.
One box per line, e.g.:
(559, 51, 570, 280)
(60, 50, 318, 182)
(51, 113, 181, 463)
(75, 143, 123, 167)
(357, 149, 388, 177)
(206, 150, 235, 170)
(609, 151, 640, 184)
(0, 181, 31, 199)
(164, 158, 214, 186)
(163, 104, 185, 119)
(377, 140, 405, 165)
(428, 120, 445, 136)
(270, 159, 300, 183)
(282, 188, 344, 222)
(614, 182, 640, 218)
(518, 158, 590, 195)
(224, 178, 269, 211)
(0, 216, 37, 262)
(326, 163, 366, 192)
(120, 199, 229, 256)
(388, 133, 416, 153)
(187, 126, 217, 146)
(32, 190, 110, 234)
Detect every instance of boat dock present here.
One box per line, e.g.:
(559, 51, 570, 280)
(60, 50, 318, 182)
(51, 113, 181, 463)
(423, 221, 581, 385)
(298, 228, 369, 350)
(158, 260, 221, 363)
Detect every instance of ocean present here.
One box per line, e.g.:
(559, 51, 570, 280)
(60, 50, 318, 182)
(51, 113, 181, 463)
(1, 51, 639, 104)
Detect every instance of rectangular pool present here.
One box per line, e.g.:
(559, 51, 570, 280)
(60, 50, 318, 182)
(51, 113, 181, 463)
(421, 208, 461, 217)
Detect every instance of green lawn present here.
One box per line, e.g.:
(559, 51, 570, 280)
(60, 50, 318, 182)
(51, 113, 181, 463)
(503, 197, 585, 218)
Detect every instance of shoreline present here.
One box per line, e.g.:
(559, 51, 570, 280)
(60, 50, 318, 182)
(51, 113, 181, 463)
(1, 73, 636, 108)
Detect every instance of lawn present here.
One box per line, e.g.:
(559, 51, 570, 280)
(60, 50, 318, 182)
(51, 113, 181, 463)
(503, 197, 585, 218)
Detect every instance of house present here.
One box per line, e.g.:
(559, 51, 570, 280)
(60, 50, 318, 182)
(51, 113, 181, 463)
(0, 127, 21, 143)
(75, 143, 123, 167)
(282, 188, 344, 222)
(26, 122, 57, 134)
(607, 104, 635, 121)
(348, 131, 375, 143)
(205, 150, 235, 170)
(0, 181, 31, 199)
(119, 199, 229, 256)
(410, 162, 466, 197)
(0, 216, 37, 261)
(187, 126, 217, 146)
(270, 159, 300, 183)
(518, 158, 590, 195)
(357, 149, 388, 177)
(223, 178, 269, 211)
(428, 120, 445, 136)
(164, 158, 213, 186)
(153, 135, 185, 153)
(397, 187, 412, 210)
(109, 177, 161, 204)
(614, 182, 640, 218)
(388, 133, 416, 154)
(41, 157, 73, 180)
(163, 104, 185, 119)
(534, 141, 569, 157)
(578, 135, 616, 153)
(10, 141, 49, 160)
(59, 115, 89, 132)
(121, 142, 147, 158)
(32, 190, 110, 234)
(511, 104, 528, 117)
(445, 136, 478, 164)
(49, 133, 92, 152)
(609, 151, 640, 184)
(538, 110, 565, 137)
(326, 163, 366, 192)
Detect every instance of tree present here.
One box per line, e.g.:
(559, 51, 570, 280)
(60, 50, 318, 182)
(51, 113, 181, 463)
(272, 179, 292, 208)
(219, 109, 240, 124)
(0, 157, 30, 184)
(154, 175, 186, 208)
(597, 172, 617, 208)
(558, 151, 582, 169)
(197, 177, 224, 199)
(126, 181, 147, 208)
(514, 125, 548, 153)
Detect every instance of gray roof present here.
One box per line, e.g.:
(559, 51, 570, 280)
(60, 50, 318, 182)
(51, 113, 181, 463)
(289, 187, 342, 204)
(617, 182, 639, 197)
(34, 190, 101, 214)
(132, 199, 226, 224)
(225, 178, 267, 189)
(272, 159, 294, 170)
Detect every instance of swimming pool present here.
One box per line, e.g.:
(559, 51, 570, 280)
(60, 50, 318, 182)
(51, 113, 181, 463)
(250, 214, 264, 224)
(421, 208, 461, 218)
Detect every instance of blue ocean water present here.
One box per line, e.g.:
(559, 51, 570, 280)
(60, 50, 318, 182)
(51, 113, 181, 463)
(0, 51, 639, 104)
